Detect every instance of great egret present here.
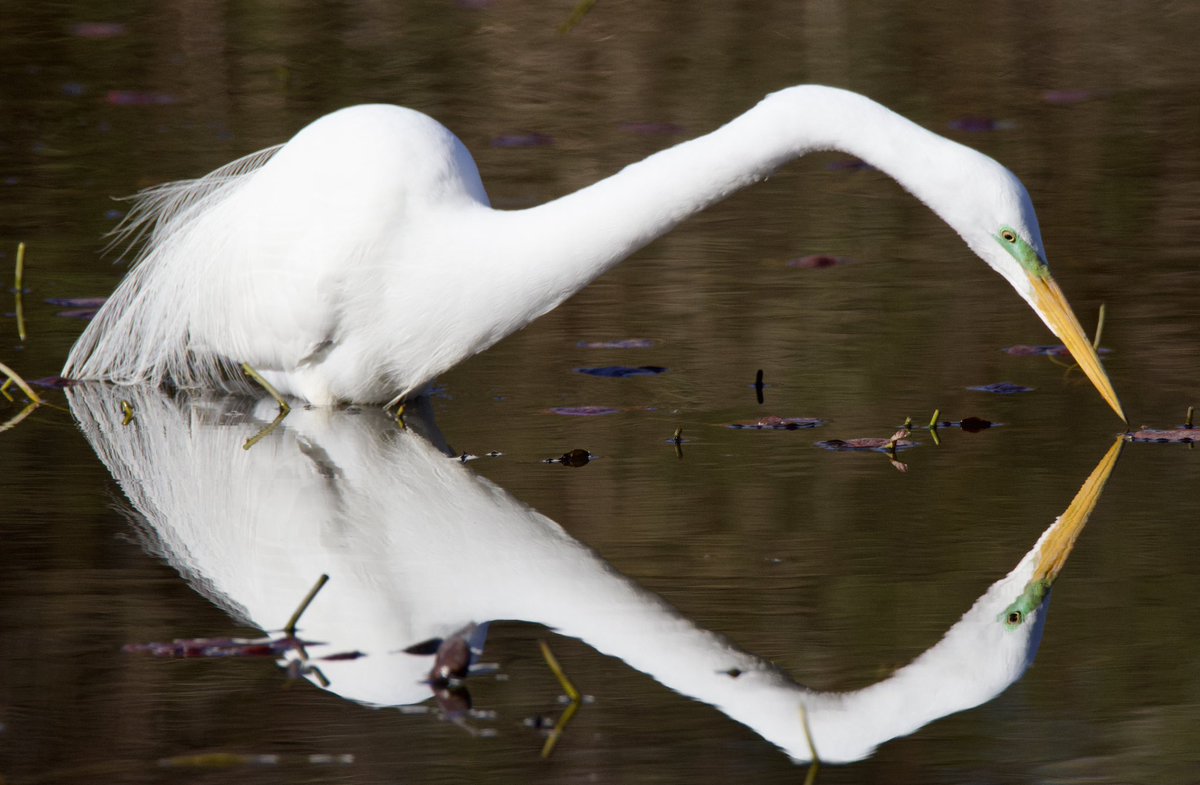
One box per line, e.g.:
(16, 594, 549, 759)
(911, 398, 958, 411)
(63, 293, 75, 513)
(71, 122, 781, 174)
(69, 384, 1122, 762)
(63, 85, 1124, 419)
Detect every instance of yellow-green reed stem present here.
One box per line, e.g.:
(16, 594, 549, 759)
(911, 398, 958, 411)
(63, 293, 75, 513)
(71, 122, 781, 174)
(0, 360, 42, 405)
(284, 573, 330, 637)
(14, 242, 26, 341)
(538, 640, 582, 758)
(241, 362, 290, 412)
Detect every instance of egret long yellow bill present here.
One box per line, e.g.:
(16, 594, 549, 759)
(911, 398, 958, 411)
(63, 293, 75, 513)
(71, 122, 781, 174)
(1032, 436, 1124, 585)
(1000, 437, 1123, 629)
(1030, 274, 1126, 422)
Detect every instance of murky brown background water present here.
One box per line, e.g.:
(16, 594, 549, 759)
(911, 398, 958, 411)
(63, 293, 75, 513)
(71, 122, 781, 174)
(2, 2, 1199, 783)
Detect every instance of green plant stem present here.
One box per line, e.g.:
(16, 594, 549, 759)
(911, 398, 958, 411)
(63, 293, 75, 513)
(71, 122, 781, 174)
(241, 362, 290, 412)
(0, 360, 43, 405)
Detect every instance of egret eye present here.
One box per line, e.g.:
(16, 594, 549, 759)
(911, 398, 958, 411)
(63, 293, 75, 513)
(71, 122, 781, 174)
(1007, 610, 1023, 625)
(1001, 229, 1018, 243)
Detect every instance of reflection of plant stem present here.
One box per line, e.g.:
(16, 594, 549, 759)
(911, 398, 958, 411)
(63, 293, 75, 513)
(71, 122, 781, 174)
(538, 639, 582, 758)
(559, 0, 596, 33)
(1186, 406, 1194, 429)
(0, 402, 39, 433)
(799, 702, 821, 785)
(242, 408, 288, 451)
(284, 573, 330, 637)
(120, 400, 134, 425)
(240, 362, 290, 413)
(0, 360, 42, 405)
(15, 241, 27, 341)
(1092, 303, 1106, 351)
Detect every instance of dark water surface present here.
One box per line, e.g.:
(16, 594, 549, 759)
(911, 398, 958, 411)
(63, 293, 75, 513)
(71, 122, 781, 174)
(2, 3, 1199, 784)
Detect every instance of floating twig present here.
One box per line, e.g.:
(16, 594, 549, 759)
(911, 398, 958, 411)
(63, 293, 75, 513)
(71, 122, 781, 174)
(538, 639, 582, 758)
(800, 701, 821, 785)
(754, 369, 765, 405)
(283, 573, 330, 637)
(1092, 303, 1106, 351)
(559, 0, 597, 33)
(240, 362, 290, 412)
(14, 242, 27, 341)
(0, 360, 43, 405)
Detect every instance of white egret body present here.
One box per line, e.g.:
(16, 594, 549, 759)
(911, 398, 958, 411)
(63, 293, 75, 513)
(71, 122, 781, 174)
(64, 86, 1123, 418)
(69, 385, 1121, 762)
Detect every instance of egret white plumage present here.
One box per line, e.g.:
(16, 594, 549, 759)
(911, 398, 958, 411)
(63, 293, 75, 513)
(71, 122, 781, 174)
(64, 86, 1124, 418)
(68, 385, 1122, 763)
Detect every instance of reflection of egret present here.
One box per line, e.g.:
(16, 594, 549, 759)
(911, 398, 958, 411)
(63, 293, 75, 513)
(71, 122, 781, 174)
(64, 86, 1122, 418)
(69, 385, 1122, 763)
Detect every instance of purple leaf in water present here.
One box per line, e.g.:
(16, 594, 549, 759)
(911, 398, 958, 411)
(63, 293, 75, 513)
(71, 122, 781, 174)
(123, 636, 312, 658)
(576, 338, 655, 349)
(55, 308, 100, 320)
(825, 157, 875, 172)
(106, 90, 177, 107)
(618, 122, 686, 136)
(1125, 429, 1198, 444)
(1042, 89, 1105, 105)
(817, 437, 917, 451)
(949, 117, 1015, 132)
(549, 406, 621, 417)
(68, 22, 127, 39)
(574, 365, 666, 378)
(491, 132, 553, 149)
(786, 254, 854, 270)
(1003, 344, 1110, 357)
(728, 416, 824, 430)
(969, 382, 1035, 394)
(29, 376, 79, 389)
(46, 297, 108, 308)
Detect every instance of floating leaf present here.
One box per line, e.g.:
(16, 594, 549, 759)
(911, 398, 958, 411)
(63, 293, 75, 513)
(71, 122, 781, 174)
(957, 416, 994, 432)
(55, 308, 100, 320)
(786, 254, 854, 270)
(67, 22, 127, 39)
(544, 448, 593, 466)
(574, 365, 666, 378)
(576, 338, 654, 349)
(106, 90, 177, 106)
(123, 636, 310, 658)
(969, 382, 1035, 394)
(826, 157, 875, 172)
(1125, 429, 1198, 444)
(1003, 344, 1110, 357)
(728, 416, 824, 430)
(491, 132, 553, 148)
(816, 436, 918, 451)
(548, 406, 620, 417)
(45, 296, 107, 308)
(1042, 89, 1106, 105)
(29, 376, 78, 389)
(949, 117, 1015, 132)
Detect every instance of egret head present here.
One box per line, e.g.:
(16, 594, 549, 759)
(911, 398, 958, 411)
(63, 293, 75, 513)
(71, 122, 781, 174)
(998, 436, 1123, 636)
(945, 157, 1126, 422)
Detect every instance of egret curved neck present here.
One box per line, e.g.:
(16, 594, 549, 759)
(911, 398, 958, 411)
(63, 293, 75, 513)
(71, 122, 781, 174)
(473, 86, 961, 330)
